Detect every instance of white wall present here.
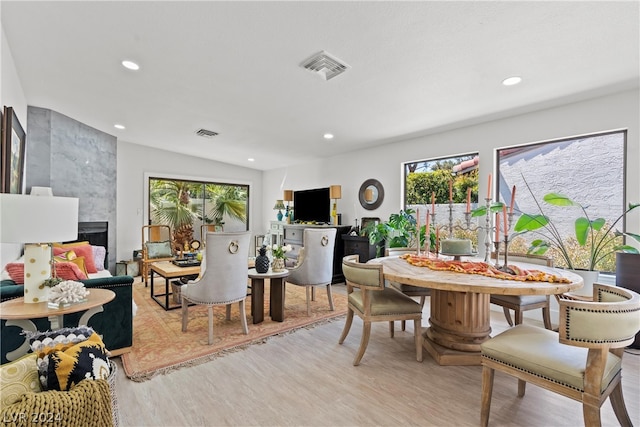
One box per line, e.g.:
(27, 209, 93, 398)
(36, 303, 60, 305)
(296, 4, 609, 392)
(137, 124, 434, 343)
(116, 142, 264, 261)
(0, 26, 28, 267)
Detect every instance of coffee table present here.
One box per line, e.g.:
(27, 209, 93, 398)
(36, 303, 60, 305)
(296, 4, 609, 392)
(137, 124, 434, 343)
(150, 261, 200, 310)
(248, 269, 289, 323)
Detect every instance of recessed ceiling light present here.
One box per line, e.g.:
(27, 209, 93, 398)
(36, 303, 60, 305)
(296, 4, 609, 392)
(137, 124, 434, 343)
(248, 158, 255, 162)
(114, 124, 125, 130)
(502, 76, 522, 86)
(122, 60, 140, 71)
(323, 133, 334, 140)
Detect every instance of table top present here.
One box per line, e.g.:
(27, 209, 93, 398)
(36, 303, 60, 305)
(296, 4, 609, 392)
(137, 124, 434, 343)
(0, 288, 115, 320)
(369, 256, 583, 296)
(248, 268, 289, 279)
(150, 261, 200, 278)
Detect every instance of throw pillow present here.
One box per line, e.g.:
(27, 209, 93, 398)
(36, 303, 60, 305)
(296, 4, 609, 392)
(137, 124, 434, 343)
(145, 240, 173, 259)
(53, 251, 89, 277)
(53, 242, 97, 274)
(5, 262, 87, 284)
(0, 353, 41, 408)
(92, 245, 106, 271)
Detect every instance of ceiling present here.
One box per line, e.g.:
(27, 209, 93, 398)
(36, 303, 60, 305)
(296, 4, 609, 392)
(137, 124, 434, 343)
(2, 1, 638, 171)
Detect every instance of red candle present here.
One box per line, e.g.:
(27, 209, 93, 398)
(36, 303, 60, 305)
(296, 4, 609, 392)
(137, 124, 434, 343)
(495, 213, 500, 242)
(449, 180, 453, 202)
(502, 204, 508, 238)
(487, 173, 492, 199)
(509, 185, 516, 214)
(431, 191, 435, 213)
(466, 187, 471, 213)
(425, 210, 430, 253)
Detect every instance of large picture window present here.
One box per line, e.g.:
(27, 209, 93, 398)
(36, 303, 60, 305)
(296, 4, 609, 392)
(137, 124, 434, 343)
(497, 130, 626, 273)
(148, 177, 249, 250)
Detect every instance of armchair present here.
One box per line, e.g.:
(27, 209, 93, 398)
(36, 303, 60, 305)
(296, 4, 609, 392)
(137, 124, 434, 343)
(286, 228, 337, 316)
(141, 225, 176, 287)
(480, 283, 640, 427)
(180, 231, 251, 345)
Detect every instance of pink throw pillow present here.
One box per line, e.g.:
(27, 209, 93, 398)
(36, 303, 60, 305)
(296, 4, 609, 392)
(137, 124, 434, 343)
(53, 244, 97, 274)
(4, 262, 87, 284)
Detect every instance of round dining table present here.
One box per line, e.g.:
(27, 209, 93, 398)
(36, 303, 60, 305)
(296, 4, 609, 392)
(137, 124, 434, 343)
(369, 256, 584, 366)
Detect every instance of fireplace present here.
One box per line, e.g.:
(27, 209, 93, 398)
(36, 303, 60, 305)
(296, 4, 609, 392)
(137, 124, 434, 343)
(73, 221, 109, 266)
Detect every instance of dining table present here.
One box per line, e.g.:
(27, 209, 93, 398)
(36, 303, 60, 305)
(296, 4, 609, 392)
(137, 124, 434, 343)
(368, 255, 584, 366)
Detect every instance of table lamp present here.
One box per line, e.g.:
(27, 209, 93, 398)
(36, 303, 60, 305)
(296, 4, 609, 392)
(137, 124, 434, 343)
(330, 185, 342, 225)
(283, 190, 293, 223)
(273, 199, 285, 222)
(0, 191, 79, 303)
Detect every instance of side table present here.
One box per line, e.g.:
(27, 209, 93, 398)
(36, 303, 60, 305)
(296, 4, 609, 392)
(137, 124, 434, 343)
(248, 269, 289, 324)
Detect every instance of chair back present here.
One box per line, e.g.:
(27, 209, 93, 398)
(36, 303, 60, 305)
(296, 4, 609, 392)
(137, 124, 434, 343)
(288, 228, 337, 285)
(342, 255, 385, 291)
(558, 283, 640, 349)
(385, 247, 416, 257)
(185, 231, 250, 303)
(200, 224, 223, 245)
(492, 252, 553, 267)
(142, 225, 175, 261)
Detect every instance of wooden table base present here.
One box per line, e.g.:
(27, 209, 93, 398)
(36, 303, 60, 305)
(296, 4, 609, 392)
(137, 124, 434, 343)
(423, 289, 492, 366)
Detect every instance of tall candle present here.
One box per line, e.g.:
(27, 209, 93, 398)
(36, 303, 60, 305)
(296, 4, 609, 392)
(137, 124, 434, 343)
(436, 227, 440, 253)
(502, 204, 508, 238)
(431, 191, 435, 213)
(425, 209, 430, 253)
(509, 185, 516, 214)
(495, 213, 500, 242)
(449, 180, 453, 202)
(487, 173, 492, 199)
(466, 187, 471, 213)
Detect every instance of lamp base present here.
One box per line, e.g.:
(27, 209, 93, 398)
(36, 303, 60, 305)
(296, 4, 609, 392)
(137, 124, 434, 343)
(23, 244, 52, 303)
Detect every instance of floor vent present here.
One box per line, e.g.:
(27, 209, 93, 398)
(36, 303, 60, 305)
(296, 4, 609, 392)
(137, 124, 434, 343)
(300, 51, 349, 81)
(196, 128, 219, 138)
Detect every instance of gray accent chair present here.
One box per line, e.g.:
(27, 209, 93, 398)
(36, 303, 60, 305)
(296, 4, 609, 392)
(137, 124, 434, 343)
(339, 255, 423, 366)
(180, 231, 250, 345)
(286, 228, 337, 316)
(481, 283, 640, 427)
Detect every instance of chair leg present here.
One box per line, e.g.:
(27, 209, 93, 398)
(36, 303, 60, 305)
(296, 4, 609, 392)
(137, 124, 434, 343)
(502, 307, 514, 326)
(181, 298, 189, 332)
(582, 403, 602, 427)
(338, 308, 354, 344)
(514, 309, 524, 325)
(305, 287, 311, 316)
(609, 382, 633, 427)
(326, 284, 335, 311)
(311, 286, 316, 302)
(389, 321, 395, 338)
(207, 306, 214, 345)
(419, 295, 426, 308)
(401, 320, 406, 331)
(542, 305, 552, 330)
(480, 366, 495, 427)
(239, 300, 249, 335)
(517, 379, 526, 397)
(413, 318, 423, 362)
(225, 304, 232, 321)
(353, 320, 372, 366)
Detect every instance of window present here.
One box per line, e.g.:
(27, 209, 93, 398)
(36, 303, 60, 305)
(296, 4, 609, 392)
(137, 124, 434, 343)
(148, 178, 249, 249)
(497, 130, 626, 273)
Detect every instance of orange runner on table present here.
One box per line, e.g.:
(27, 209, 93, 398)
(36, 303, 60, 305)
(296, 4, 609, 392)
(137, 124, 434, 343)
(400, 254, 571, 283)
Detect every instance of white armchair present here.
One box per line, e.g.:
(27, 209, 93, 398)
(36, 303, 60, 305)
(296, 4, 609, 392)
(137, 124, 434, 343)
(286, 228, 337, 316)
(180, 231, 251, 345)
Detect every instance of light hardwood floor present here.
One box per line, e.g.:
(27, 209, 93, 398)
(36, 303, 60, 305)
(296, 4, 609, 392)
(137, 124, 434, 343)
(115, 283, 639, 427)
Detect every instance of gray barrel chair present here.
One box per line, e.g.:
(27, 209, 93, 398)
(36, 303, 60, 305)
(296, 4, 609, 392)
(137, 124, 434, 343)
(286, 228, 337, 316)
(180, 231, 251, 345)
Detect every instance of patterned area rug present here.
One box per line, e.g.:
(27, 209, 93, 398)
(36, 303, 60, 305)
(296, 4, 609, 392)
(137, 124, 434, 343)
(121, 279, 347, 381)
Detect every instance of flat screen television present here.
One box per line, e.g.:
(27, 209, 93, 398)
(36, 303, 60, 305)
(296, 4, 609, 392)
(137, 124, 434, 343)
(293, 187, 331, 223)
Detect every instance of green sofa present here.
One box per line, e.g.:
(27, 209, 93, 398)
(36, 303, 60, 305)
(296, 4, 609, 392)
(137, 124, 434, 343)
(0, 275, 134, 364)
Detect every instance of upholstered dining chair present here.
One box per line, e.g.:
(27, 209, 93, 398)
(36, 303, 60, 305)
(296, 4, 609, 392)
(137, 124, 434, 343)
(287, 228, 337, 316)
(385, 247, 430, 332)
(180, 231, 251, 345)
(480, 283, 640, 427)
(490, 252, 553, 329)
(141, 224, 176, 287)
(339, 255, 423, 366)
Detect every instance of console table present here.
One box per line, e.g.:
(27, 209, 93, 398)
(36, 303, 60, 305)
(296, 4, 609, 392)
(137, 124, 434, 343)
(342, 234, 384, 263)
(283, 224, 351, 283)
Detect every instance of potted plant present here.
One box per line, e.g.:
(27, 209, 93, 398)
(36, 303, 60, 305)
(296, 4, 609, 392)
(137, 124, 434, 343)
(362, 209, 434, 257)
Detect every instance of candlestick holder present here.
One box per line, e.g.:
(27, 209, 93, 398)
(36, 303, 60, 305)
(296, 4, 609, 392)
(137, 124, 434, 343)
(493, 241, 501, 267)
(497, 235, 515, 275)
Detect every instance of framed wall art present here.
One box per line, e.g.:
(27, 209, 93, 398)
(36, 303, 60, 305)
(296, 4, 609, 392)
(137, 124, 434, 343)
(1, 106, 26, 194)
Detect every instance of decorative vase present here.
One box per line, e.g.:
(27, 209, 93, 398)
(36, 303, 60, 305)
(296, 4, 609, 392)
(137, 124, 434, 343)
(255, 246, 270, 273)
(568, 269, 600, 297)
(616, 252, 640, 349)
(272, 257, 285, 272)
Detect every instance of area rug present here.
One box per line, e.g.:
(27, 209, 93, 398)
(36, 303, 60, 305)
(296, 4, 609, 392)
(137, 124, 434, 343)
(120, 279, 347, 381)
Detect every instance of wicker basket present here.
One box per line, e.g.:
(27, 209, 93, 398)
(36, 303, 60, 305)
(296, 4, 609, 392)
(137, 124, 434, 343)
(108, 360, 120, 427)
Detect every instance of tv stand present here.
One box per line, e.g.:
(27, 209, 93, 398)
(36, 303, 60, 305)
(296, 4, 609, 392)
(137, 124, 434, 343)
(283, 224, 351, 284)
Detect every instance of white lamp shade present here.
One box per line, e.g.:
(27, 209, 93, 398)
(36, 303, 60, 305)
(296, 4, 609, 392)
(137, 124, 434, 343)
(0, 194, 79, 243)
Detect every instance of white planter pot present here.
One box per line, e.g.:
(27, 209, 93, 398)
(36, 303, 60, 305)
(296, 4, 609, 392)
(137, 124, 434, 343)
(568, 269, 600, 297)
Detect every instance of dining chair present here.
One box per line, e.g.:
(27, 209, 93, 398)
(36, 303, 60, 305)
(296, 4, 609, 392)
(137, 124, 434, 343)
(385, 247, 430, 332)
(480, 283, 640, 427)
(141, 224, 176, 287)
(286, 228, 337, 316)
(339, 255, 423, 366)
(490, 252, 553, 329)
(180, 231, 251, 345)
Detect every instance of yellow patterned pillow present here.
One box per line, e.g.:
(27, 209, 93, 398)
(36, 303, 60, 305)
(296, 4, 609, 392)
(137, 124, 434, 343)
(0, 353, 42, 408)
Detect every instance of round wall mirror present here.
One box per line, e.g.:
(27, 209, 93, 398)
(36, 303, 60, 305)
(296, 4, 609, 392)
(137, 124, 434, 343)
(358, 179, 384, 210)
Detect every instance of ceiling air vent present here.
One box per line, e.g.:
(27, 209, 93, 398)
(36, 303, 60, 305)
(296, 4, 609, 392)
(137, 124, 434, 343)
(196, 128, 218, 138)
(300, 51, 349, 81)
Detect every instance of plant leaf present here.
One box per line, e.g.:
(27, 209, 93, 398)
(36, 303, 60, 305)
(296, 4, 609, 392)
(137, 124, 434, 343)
(590, 218, 605, 231)
(514, 214, 548, 232)
(575, 217, 590, 245)
(543, 193, 578, 207)
(613, 245, 639, 254)
(528, 239, 550, 255)
(471, 206, 486, 217)
(625, 232, 640, 243)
